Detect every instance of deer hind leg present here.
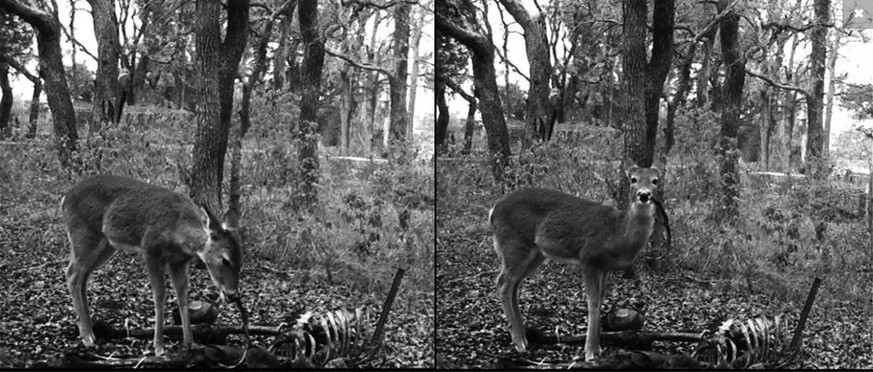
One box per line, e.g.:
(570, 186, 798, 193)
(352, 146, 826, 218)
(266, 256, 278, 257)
(66, 230, 113, 348)
(168, 260, 193, 349)
(582, 265, 605, 361)
(494, 237, 545, 352)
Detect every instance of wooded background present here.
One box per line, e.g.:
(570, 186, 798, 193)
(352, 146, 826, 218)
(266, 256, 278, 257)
(0, 0, 434, 368)
(436, 0, 873, 368)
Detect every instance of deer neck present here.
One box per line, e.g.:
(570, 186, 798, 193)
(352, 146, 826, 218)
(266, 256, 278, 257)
(619, 202, 656, 249)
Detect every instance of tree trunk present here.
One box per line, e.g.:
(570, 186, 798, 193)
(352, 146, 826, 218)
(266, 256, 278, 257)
(0, 60, 11, 138)
(823, 24, 839, 158)
(340, 69, 351, 155)
(463, 97, 476, 154)
(230, 18, 271, 227)
(644, 0, 674, 161)
(406, 3, 426, 139)
(296, 0, 325, 209)
(27, 77, 41, 137)
(388, 1, 410, 148)
(806, 0, 829, 178)
(665, 42, 696, 155)
(499, 0, 551, 149)
(88, 0, 121, 130)
(436, 7, 511, 180)
(435, 77, 449, 154)
(0, 1, 78, 167)
(716, 1, 744, 221)
(272, 4, 295, 90)
(760, 88, 771, 170)
(191, 0, 225, 212)
(622, 0, 648, 165)
(695, 30, 716, 109)
(190, 0, 248, 212)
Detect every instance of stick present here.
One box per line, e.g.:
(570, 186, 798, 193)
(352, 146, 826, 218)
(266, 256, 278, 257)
(789, 277, 822, 351)
(360, 268, 405, 362)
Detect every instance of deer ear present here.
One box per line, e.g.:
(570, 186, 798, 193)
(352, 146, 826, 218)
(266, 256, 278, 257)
(624, 157, 639, 174)
(222, 208, 239, 231)
(651, 156, 666, 172)
(200, 205, 222, 231)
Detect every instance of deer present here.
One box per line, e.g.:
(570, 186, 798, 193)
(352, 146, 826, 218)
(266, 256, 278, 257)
(62, 174, 242, 356)
(489, 157, 665, 361)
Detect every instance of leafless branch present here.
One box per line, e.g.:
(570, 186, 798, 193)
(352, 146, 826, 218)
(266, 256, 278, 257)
(58, 21, 97, 61)
(493, 44, 529, 82)
(325, 48, 390, 75)
(3, 57, 39, 82)
(745, 68, 809, 99)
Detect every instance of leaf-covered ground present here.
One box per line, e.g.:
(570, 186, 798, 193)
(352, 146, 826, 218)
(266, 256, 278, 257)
(0, 215, 432, 369)
(435, 192, 873, 369)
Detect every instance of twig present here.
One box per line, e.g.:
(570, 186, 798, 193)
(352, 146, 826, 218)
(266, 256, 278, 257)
(789, 277, 822, 351)
(360, 268, 404, 362)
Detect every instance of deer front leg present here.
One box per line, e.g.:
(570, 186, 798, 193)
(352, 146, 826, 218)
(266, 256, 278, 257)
(583, 265, 604, 361)
(144, 254, 167, 356)
(168, 261, 193, 350)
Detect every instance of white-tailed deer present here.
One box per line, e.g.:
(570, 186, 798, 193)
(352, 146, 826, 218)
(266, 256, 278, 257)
(62, 175, 242, 356)
(489, 157, 665, 361)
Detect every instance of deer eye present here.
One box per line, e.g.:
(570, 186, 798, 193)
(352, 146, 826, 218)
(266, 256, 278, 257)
(630, 177, 637, 183)
(222, 258, 231, 267)
(652, 178, 659, 185)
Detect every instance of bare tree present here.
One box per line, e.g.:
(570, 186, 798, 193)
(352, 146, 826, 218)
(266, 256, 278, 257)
(436, 0, 511, 180)
(498, 0, 551, 149)
(0, 0, 78, 168)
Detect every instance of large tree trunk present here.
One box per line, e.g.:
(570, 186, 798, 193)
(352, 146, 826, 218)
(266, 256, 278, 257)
(805, 0, 829, 178)
(644, 0, 674, 161)
(191, 0, 224, 211)
(436, 6, 511, 180)
(499, 0, 551, 149)
(716, 1, 744, 221)
(621, 0, 647, 165)
(190, 0, 249, 212)
(88, 0, 121, 130)
(0, 1, 78, 167)
(388, 1, 410, 148)
(296, 0, 325, 209)
(0, 60, 11, 138)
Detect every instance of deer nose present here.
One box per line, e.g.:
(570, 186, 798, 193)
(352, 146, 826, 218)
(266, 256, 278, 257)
(637, 190, 652, 203)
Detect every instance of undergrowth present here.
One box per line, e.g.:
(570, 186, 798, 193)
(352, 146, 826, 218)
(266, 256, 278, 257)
(437, 120, 872, 307)
(1, 100, 434, 314)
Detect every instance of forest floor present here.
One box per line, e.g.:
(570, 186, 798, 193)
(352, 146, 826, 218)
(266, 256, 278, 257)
(435, 191, 873, 369)
(0, 216, 432, 368)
